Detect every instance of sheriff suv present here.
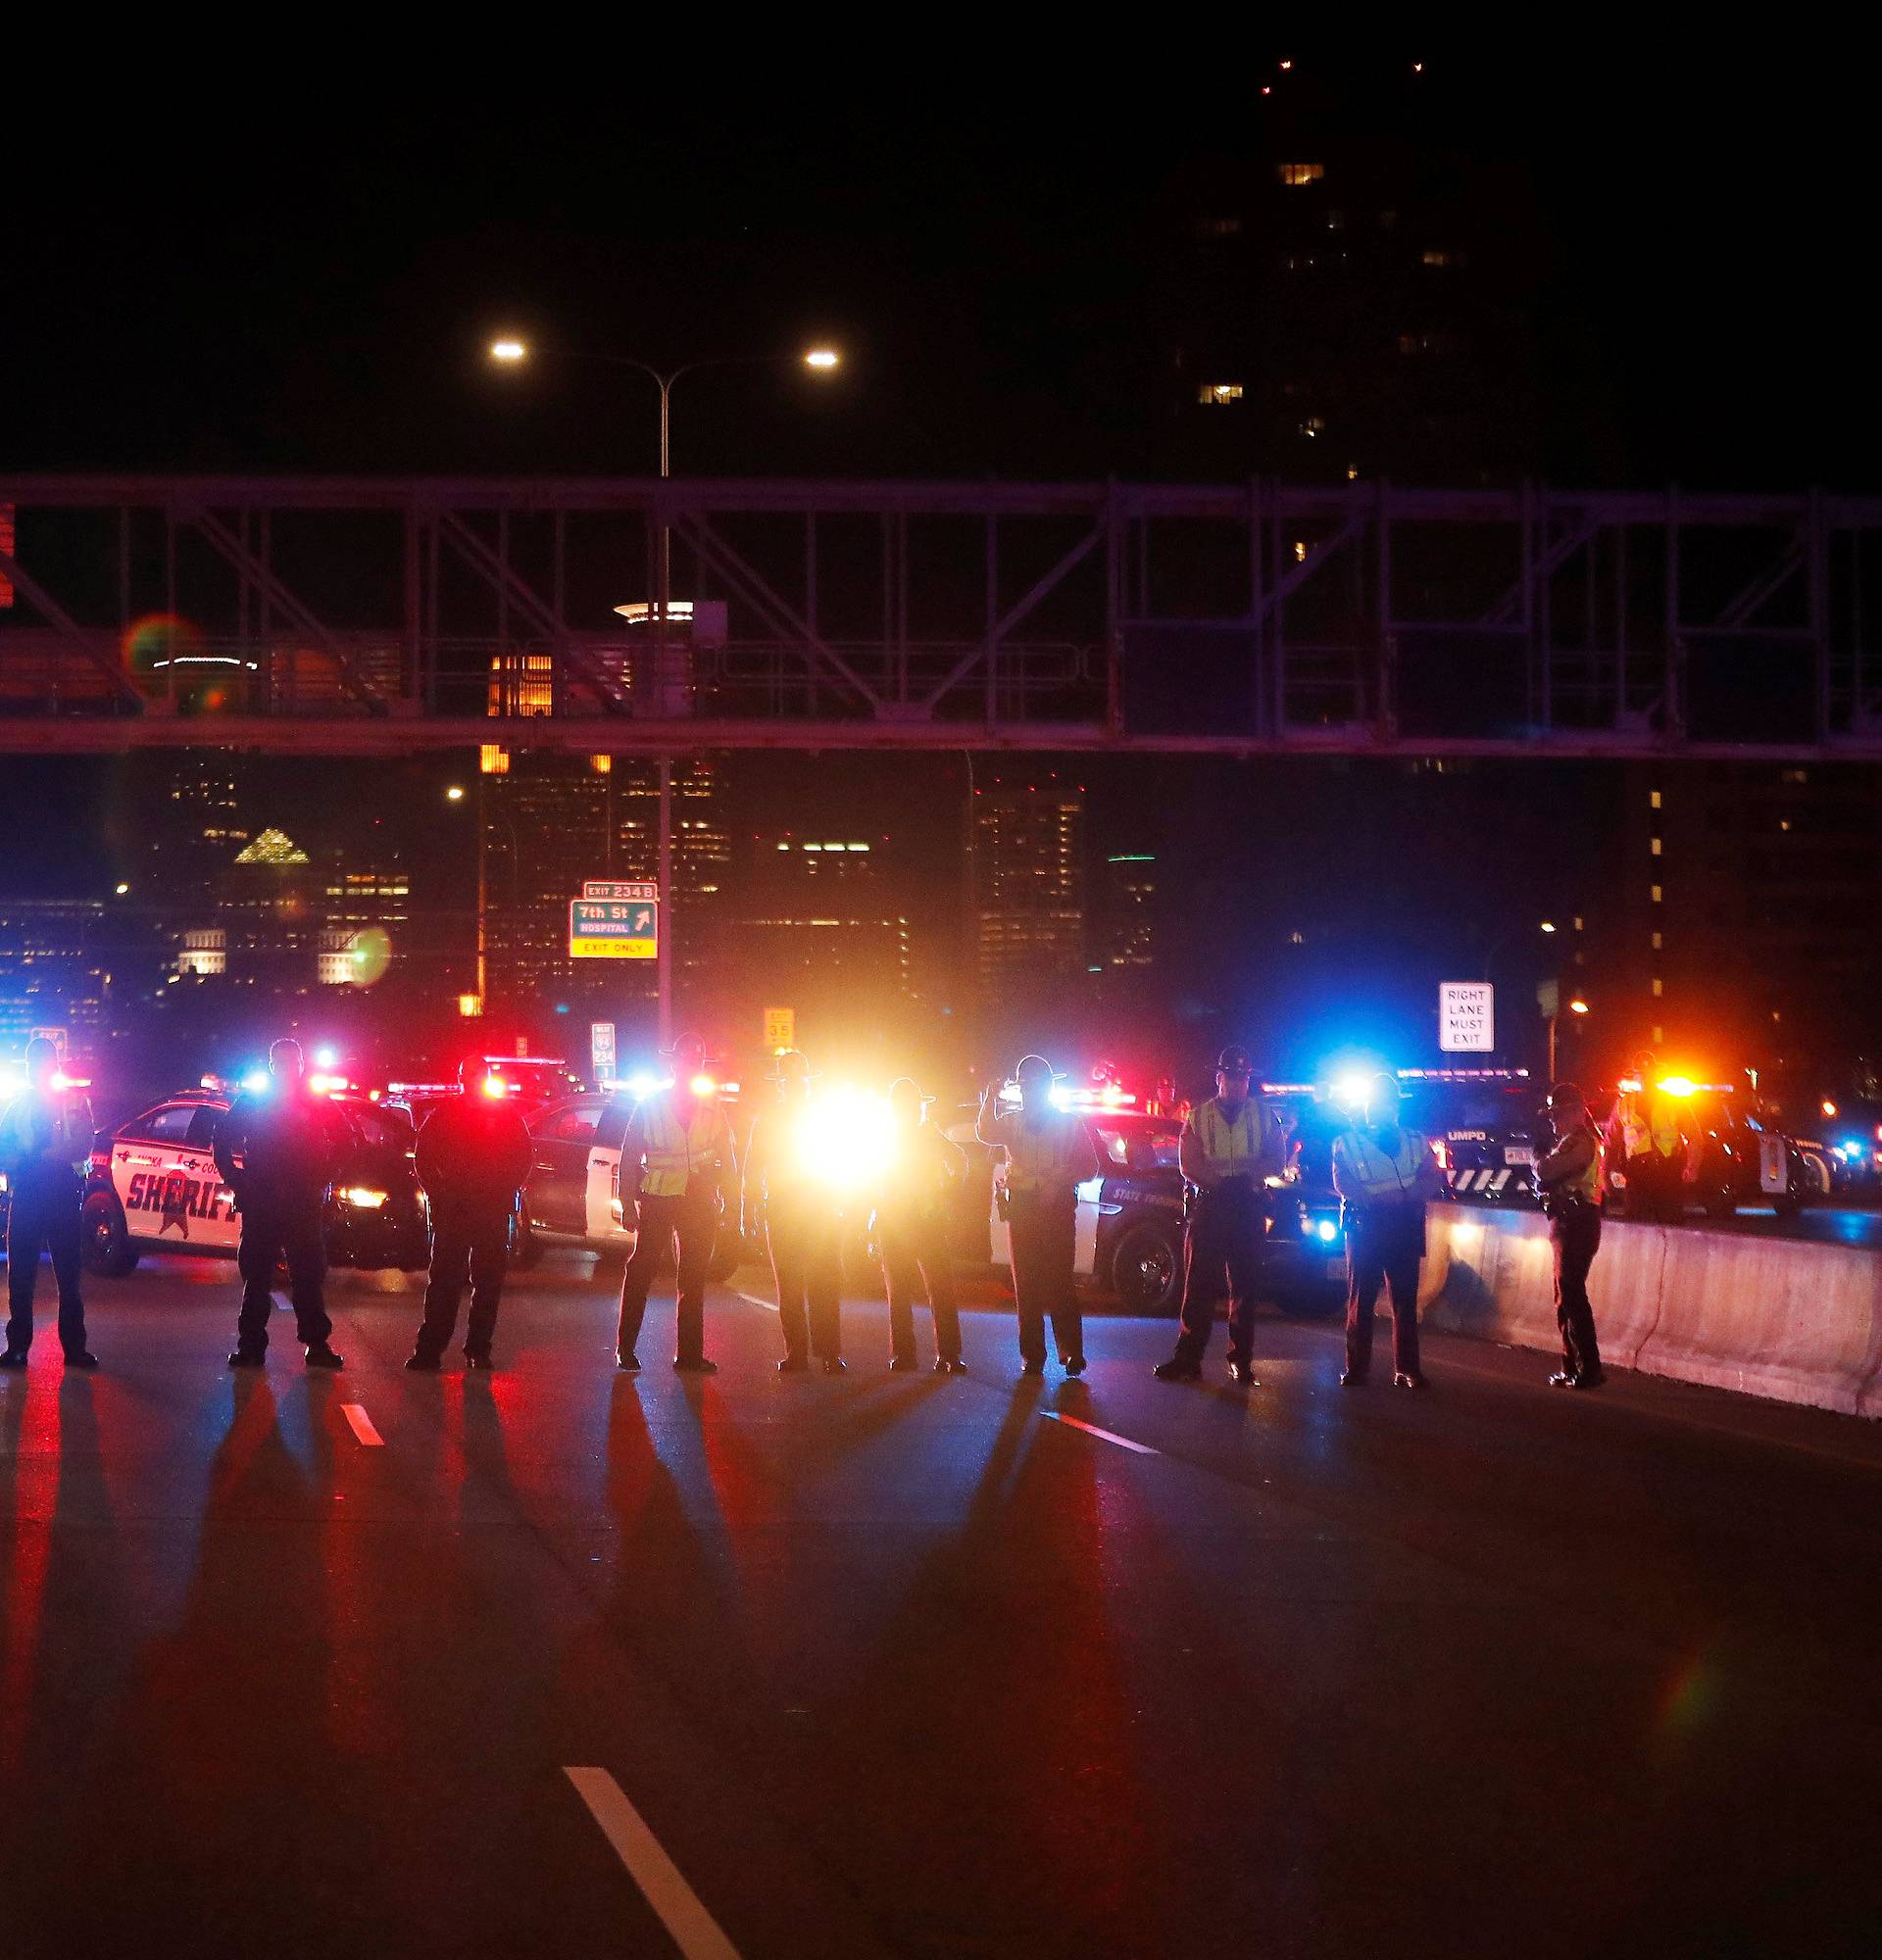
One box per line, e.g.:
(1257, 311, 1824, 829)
(80, 1086, 429, 1277)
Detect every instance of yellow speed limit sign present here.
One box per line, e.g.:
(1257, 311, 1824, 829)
(763, 1006, 795, 1053)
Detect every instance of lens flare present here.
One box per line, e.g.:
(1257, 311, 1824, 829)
(344, 926, 393, 987)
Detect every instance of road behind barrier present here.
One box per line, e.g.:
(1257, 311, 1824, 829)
(1418, 1201, 1882, 1418)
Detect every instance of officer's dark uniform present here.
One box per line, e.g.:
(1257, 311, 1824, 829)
(1332, 1105, 1442, 1387)
(1, 1064, 94, 1366)
(409, 1079, 534, 1368)
(877, 1084, 968, 1372)
(976, 1060, 1099, 1376)
(213, 1080, 356, 1363)
(1537, 1090, 1607, 1389)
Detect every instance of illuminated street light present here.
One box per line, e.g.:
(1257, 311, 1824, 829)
(804, 347, 840, 370)
(445, 785, 465, 802)
(115, 882, 129, 895)
(490, 338, 527, 362)
(1569, 997, 1590, 1015)
(1539, 920, 1557, 933)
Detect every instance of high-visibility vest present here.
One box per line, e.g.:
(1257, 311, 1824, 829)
(1618, 1091, 1680, 1159)
(634, 1092, 731, 1199)
(1560, 1128, 1604, 1202)
(1185, 1097, 1265, 1178)
(1334, 1124, 1435, 1207)
(991, 1109, 1087, 1200)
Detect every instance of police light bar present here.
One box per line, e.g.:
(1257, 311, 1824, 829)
(386, 1081, 463, 1099)
(1395, 1067, 1532, 1082)
(1058, 1085, 1137, 1109)
(51, 1072, 90, 1091)
(307, 1072, 349, 1095)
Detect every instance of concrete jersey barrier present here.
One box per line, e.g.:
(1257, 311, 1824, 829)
(1416, 1202, 1882, 1419)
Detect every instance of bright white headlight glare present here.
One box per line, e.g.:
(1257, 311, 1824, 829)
(342, 1187, 388, 1209)
(796, 1087, 895, 1189)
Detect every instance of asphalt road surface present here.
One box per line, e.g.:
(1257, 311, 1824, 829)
(3, 1249, 1880, 1960)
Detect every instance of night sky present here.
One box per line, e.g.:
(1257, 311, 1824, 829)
(6, 51, 1876, 486)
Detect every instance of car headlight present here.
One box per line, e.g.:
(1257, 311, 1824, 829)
(341, 1187, 388, 1209)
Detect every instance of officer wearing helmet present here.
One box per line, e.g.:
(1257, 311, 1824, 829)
(975, 1054, 1099, 1377)
(1331, 1072, 1444, 1389)
(214, 1037, 356, 1370)
(405, 1057, 535, 1372)
(742, 1048, 846, 1373)
(615, 1033, 737, 1374)
(1156, 1045, 1287, 1387)
(0, 1035, 97, 1370)
(1536, 1081, 1608, 1389)
(876, 1076, 968, 1373)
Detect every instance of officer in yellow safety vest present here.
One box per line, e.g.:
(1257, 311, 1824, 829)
(1331, 1073, 1445, 1389)
(741, 1048, 848, 1374)
(1603, 1050, 1686, 1225)
(976, 1054, 1100, 1377)
(1155, 1045, 1285, 1386)
(1536, 1081, 1608, 1389)
(615, 1033, 737, 1373)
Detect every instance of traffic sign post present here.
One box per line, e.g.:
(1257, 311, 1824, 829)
(570, 881, 658, 960)
(1439, 981, 1495, 1054)
(763, 1005, 795, 1054)
(590, 1021, 617, 1083)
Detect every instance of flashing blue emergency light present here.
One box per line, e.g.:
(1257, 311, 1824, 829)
(241, 1068, 270, 1094)
(314, 1045, 339, 1069)
(1316, 1218, 1339, 1242)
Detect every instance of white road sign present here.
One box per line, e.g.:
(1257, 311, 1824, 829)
(1439, 981, 1495, 1053)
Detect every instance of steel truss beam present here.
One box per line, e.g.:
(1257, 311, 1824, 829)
(2, 474, 1880, 758)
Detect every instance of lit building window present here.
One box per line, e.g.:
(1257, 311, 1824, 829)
(1652, 978, 1663, 997)
(1293, 540, 1308, 563)
(1198, 383, 1244, 406)
(1650, 790, 1661, 809)
(1651, 837, 1661, 856)
(1651, 884, 1662, 904)
(590, 755, 613, 774)
(1420, 250, 1466, 268)
(1651, 931, 1662, 951)
(1278, 164, 1324, 187)
(1346, 465, 1360, 481)
(480, 745, 509, 775)
(1300, 416, 1326, 438)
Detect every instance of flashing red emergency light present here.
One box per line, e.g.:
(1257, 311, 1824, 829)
(479, 1074, 510, 1100)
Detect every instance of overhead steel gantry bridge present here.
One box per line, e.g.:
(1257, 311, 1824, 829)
(3, 473, 1881, 760)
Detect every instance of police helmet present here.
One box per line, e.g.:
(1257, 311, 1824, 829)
(1215, 1045, 1253, 1075)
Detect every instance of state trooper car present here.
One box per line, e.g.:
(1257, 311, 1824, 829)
(953, 1096, 1348, 1316)
(79, 1081, 429, 1277)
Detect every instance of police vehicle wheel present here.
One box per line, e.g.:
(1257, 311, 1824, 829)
(1111, 1221, 1179, 1315)
(81, 1193, 139, 1278)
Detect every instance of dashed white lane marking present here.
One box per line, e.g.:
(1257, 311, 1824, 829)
(1040, 1410, 1160, 1456)
(340, 1403, 383, 1447)
(734, 1289, 778, 1315)
(566, 1766, 742, 1960)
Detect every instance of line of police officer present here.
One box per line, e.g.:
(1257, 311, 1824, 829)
(1, 1030, 1610, 1396)
(1148, 1049, 1610, 1395)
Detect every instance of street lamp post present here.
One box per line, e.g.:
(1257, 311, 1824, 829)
(488, 337, 839, 1046)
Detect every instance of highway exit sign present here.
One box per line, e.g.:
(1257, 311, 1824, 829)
(570, 881, 658, 959)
